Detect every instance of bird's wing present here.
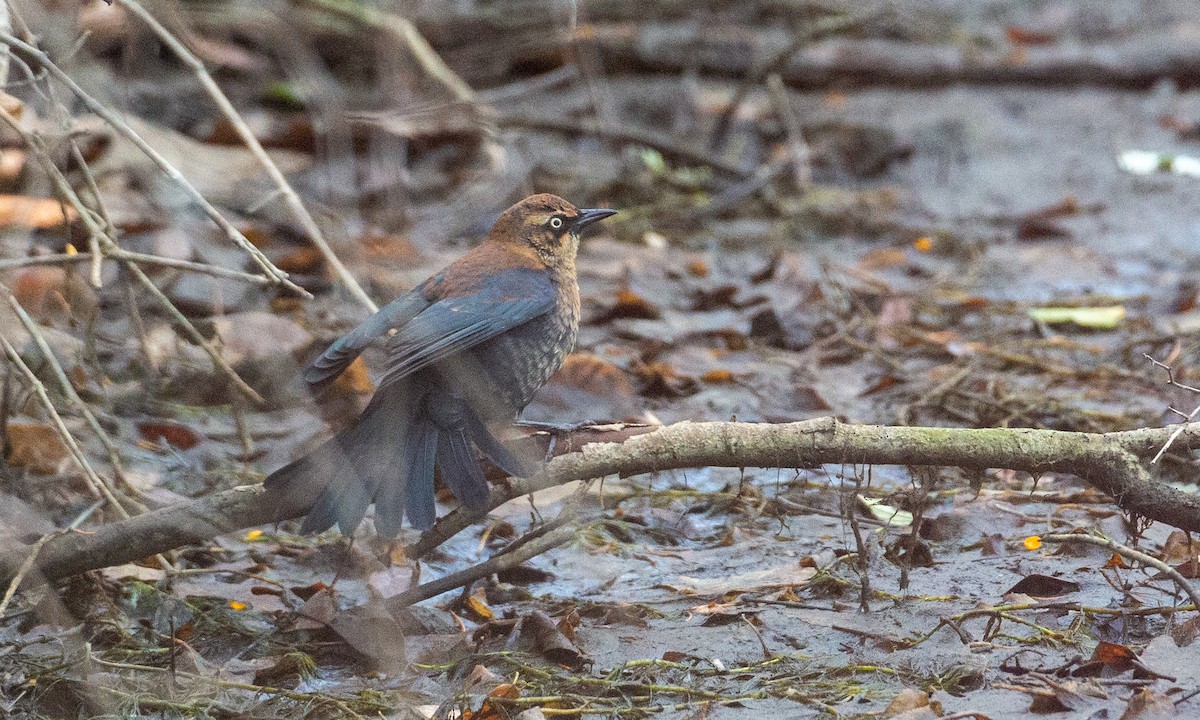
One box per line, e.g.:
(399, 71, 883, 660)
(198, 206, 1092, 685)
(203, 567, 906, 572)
(379, 269, 556, 388)
(303, 292, 429, 390)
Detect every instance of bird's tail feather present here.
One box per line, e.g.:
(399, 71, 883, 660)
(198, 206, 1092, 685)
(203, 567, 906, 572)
(265, 393, 414, 536)
(264, 391, 528, 536)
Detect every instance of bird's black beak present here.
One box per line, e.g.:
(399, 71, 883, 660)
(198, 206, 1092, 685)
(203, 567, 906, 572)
(573, 208, 618, 231)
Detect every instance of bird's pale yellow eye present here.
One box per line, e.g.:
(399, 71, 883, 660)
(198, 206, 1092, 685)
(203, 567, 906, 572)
(548, 216, 563, 229)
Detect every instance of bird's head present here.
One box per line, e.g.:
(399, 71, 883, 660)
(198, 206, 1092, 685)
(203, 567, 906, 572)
(489, 194, 616, 268)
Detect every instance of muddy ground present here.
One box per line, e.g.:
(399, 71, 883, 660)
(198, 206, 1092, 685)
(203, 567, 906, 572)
(2, 1, 1200, 718)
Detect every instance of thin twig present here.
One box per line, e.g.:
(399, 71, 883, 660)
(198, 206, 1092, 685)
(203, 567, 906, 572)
(497, 113, 750, 180)
(388, 525, 575, 609)
(1, 284, 137, 494)
(0, 250, 276, 284)
(0, 106, 266, 405)
(1143, 353, 1200, 464)
(1041, 533, 1200, 610)
(765, 73, 811, 193)
(0, 29, 306, 296)
(115, 0, 373, 312)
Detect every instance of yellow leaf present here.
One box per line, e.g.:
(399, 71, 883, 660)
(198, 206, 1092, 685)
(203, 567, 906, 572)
(1027, 306, 1125, 329)
(1024, 536, 1042, 551)
(913, 236, 934, 253)
(228, 600, 248, 611)
(464, 594, 493, 621)
(243, 529, 264, 541)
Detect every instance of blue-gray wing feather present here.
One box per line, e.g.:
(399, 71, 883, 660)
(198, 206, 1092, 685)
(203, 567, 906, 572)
(303, 292, 429, 390)
(380, 270, 556, 388)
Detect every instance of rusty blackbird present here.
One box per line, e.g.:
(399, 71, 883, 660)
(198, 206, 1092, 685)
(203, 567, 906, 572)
(265, 194, 616, 536)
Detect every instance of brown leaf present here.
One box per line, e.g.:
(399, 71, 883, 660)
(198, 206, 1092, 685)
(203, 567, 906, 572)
(517, 610, 587, 669)
(0, 195, 78, 228)
(858, 247, 908, 271)
(700, 369, 735, 384)
(1119, 688, 1177, 720)
(137, 421, 201, 450)
(860, 372, 903, 397)
(275, 246, 324, 274)
(1161, 530, 1199, 565)
(1005, 26, 1060, 46)
(5, 422, 73, 475)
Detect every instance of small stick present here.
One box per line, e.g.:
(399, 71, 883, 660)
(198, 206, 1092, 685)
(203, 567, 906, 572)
(388, 525, 575, 609)
(0, 30, 306, 297)
(0, 250, 276, 284)
(115, 0, 374, 312)
(1041, 533, 1200, 610)
(765, 73, 812, 192)
(2, 284, 137, 494)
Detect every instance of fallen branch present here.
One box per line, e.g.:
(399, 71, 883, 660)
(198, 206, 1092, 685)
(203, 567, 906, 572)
(576, 23, 1200, 91)
(4, 418, 1200, 590)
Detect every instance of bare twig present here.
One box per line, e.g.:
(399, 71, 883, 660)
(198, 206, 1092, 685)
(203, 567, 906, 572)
(1041, 532, 1200, 610)
(1144, 353, 1200, 464)
(115, 0, 374, 313)
(0, 250, 276, 284)
(389, 526, 575, 609)
(765, 74, 812, 193)
(497, 113, 750, 180)
(1, 284, 136, 493)
(0, 106, 266, 405)
(0, 29, 306, 296)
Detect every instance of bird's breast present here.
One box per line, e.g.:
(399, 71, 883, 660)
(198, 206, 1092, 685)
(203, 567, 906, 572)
(469, 284, 579, 416)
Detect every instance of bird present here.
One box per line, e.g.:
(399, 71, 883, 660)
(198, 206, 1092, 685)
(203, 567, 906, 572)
(264, 194, 617, 537)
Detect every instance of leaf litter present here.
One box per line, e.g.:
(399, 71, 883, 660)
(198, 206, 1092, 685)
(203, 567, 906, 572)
(1, 1, 1200, 719)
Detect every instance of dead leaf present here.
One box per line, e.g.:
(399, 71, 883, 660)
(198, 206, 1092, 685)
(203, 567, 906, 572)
(1005, 26, 1059, 46)
(1004, 573, 1080, 598)
(517, 610, 587, 669)
(668, 562, 816, 596)
(1120, 688, 1177, 720)
(5, 421, 73, 474)
(0, 195, 77, 228)
(137, 421, 201, 450)
(884, 688, 933, 717)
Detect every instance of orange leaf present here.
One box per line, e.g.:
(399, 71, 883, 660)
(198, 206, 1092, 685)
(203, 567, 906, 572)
(138, 421, 201, 450)
(686, 258, 710, 277)
(5, 422, 72, 474)
(701, 369, 735, 384)
(0, 195, 78, 229)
